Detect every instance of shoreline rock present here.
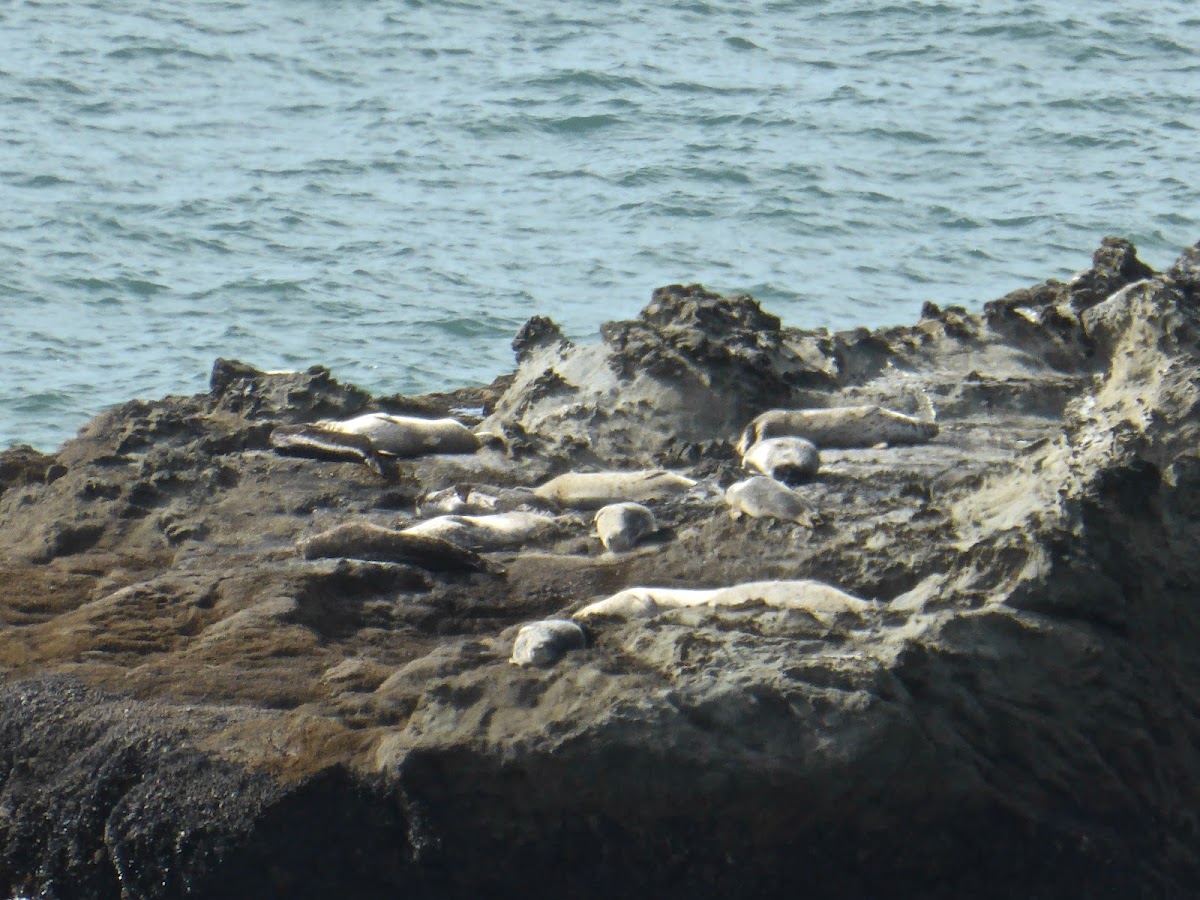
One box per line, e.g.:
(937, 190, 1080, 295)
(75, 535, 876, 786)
(1, 237, 1199, 898)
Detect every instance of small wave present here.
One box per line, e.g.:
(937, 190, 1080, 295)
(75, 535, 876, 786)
(723, 36, 762, 51)
(538, 114, 622, 135)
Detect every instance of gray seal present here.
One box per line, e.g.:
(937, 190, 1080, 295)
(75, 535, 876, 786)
(594, 502, 657, 553)
(738, 405, 938, 453)
(740, 437, 820, 484)
(724, 476, 816, 526)
(510, 619, 587, 666)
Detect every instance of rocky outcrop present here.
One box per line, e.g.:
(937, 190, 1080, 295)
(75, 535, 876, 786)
(1, 238, 1199, 898)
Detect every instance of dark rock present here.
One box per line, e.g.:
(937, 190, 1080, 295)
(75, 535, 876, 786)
(512, 315, 571, 362)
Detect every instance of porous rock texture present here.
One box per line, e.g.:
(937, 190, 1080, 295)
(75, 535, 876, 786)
(1, 237, 1199, 898)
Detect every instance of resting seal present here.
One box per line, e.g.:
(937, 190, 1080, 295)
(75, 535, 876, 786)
(320, 412, 481, 457)
(575, 579, 869, 623)
(418, 484, 555, 517)
(510, 619, 587, 666)
(738, 405, 938, 452)
(298, 521, 495, 573)
(400, 511, 559, 551)
(574, 587, 721, 619)
(270, 424, 395, 478)
(594, 502, 657, 553)
(740, 437, 820, 484)
(724, 476, 816, 526)
(534, 470, 696, 510)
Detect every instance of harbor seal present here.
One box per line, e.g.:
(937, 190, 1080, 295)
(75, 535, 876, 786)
(418, 484, 555, 516)
(724, 476, 816, 526)
(533, 469, 697, 510)
(269, 424, 396, 478)
(574, 587, 721, 619)
(594, 502, 657, 553)
(740, 437, 820, 484)
(575, 579, 869, 622)
(737, 405, 938, 452)
(297, 521, 495, 573)
(509, 619, 587, 666)
(320, 412, 481, 457)
(400, 511, 559, 551)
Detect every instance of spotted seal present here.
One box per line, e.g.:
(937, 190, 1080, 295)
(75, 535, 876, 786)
(533, 469, 696, 510)
(740, 437, 820, 484)
(400, 511, 559, 551)
(510, 619, 588, 666)
(593, 502, 657, 553)
(320, 412, 481, 457)
(575, 579, 869, 622)
(298, 521, 495, 573)
(574, 587, 721, 619)
(724, 476, 816, 526)
(738, 405, 938, 452)
(270, 424, 396, 478)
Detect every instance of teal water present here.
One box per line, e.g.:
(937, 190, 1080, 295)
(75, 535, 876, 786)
(2, 0, 1198, 450)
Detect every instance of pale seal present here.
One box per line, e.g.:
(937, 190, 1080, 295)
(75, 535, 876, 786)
(740, 437, 820, 484)
(575, 579, 870, 623)
(320, 412, 481, 457)
(533, 470, 696, 510)
(298, 521, 495, 573)
(738, 405, 938, 452)
(510, 619, 587, 666)
(724, 476, 816, 526)
(400, 511, 559, 551)
(574, 587, 721, 619)
(594, 502, 657, 553)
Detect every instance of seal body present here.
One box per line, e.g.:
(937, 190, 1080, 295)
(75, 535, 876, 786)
(322, 413, 481, 457)
(270, 424, 394, 478)
(298, 522, 493, 573)
(400, 511, 558, 551)
(594, 502, 657, 553)
(575, 587, 721, 618)
(740, 437, 820, 484)
(725, 476, 816, 526)
(575, 580, 869, 622)
(510, 619, 587, 666)
(738, 405, 938, 452)
(418, 484, 553, 517)
(534, 470, 696, 510)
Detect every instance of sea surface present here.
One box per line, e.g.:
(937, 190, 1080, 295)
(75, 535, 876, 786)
(2, 0, 1198, 451)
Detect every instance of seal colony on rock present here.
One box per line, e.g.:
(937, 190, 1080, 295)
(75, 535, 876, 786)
(5, 237, 1197, 897)
(533, 469, 697, 509)
(737, 405, 939, 452)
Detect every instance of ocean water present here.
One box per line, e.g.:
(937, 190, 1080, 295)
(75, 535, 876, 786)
(1, 0, 1197, 451)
